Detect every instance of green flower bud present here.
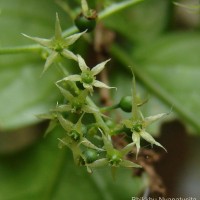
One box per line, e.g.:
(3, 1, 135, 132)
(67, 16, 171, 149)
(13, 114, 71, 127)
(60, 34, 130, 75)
(83, 149, 99, 163)
(119, 96, 132, 112)
(75, 13, 96, 32)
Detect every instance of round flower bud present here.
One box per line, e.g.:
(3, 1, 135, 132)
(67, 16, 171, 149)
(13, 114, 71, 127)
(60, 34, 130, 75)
(83, 149, 99, 163)
(75, 13, 96, 32)
(119, 96, 132, 112)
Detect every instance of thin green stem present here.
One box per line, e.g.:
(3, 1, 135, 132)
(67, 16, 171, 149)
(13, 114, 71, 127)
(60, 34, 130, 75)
(100, 104, 119, 112)
(110, 44, 200, 132)
(0, 44, 41, 54)
(99, 0, 143, 20)
(86, 97, 110, 134)
(0, 0, 143, 55)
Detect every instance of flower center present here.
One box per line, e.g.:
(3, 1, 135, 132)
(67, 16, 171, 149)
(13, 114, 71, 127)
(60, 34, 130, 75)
(54, 43, 63, 52)
(107, 150, 122, 166)
(71, 99, 83, 112)
(132, 123, 142, 132)
(81, 70, 94, 84)
(69, 130, 80, 141)
(52, 39, 64, 52)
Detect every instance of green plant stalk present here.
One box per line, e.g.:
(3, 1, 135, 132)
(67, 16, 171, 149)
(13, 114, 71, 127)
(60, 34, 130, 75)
(0, 44, 41, 54)
(110, 44, 200, 132)
(86, 97, 110, 135)
(0, 0, 143, 55)
(100, 104, 119, 112)
(99, 0, 143, 19)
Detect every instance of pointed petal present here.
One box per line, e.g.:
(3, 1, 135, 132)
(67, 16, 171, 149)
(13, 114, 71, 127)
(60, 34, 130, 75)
(101, 133, 113, 152)
(57, 113, 73, 132)
(81, 0, 89, 14)
(36, 113, 56, 120)
(80, 138, 103, 151)
(86, 166, 92, 173)
(91, 59, 111, 76)
(144, 113, 168, 128)
(83, 83, 93, 91)
(58, 137, 70, 148)
(61, 49, 77, 61)
(22, 33, 52, 47)
(121, 142, 135, 155)
(87, 158, 108, 168)
(140, 131, 167, 152)
(77, 54, 88, 71)
(55, 83, 74, 101)
(42, 51, 58, 74)
(82, 105, 99, 113)
(120, 160, 141, 168)
(137, 97, 149, 107)
(139, 110, 144, 120)
(53, 104, 72, 112)
(74, 113, 85, 132)
(44, 120, 58, 137)
(93, 80, 116, 89)
(55, 13, 62, 40)
(64, 30, 86, 46)
(60, 74, 81, 82)
(131, 72, 139, 120)
(132, 132, 140, 159)
(121, 119, 133, 129)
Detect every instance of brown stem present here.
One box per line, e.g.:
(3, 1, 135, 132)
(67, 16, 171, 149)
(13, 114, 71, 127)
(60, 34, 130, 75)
(94, 23, 115, 106)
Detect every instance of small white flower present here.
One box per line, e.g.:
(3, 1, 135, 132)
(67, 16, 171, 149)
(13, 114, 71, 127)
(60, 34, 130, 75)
(22, 13, 86, 74)
(122, 73, 168, 158)
(57, 55, 115, 92)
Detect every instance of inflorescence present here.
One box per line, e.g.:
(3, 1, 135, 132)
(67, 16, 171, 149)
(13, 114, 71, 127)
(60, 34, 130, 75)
(23, 10, 168, 175)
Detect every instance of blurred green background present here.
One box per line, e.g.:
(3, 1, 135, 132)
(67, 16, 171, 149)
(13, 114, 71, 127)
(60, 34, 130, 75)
(0, 0, 200, 199)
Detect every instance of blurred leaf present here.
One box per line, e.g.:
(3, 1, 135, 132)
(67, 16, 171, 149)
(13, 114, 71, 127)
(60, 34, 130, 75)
(0, 128, 143, 200)
(0, 55, 61, 130)
(0, 0, 73, 130)
(104, 0, 171, 45)
(110, 32, 200, 133)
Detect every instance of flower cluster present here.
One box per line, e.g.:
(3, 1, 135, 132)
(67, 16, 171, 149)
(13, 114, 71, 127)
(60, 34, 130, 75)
(25, 13, 168, 175)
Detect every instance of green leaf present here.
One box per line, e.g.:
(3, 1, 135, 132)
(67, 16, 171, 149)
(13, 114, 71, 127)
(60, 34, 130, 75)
(0, 128, 143, 200)
(0, 0, 73, 130)
(110, 32, 200, 133)
(0, 54, 61, 130)
(104, 0, 171, 45)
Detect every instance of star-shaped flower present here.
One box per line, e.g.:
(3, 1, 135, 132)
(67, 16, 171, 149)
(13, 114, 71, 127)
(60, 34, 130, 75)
(87, 129, 141, 172)
(54, 83, 98, 114)
(57, 55, 115, 92)
(22, 13, 86, 74)
(122, 74, 168, 158)
(57, 113, 103, 164)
